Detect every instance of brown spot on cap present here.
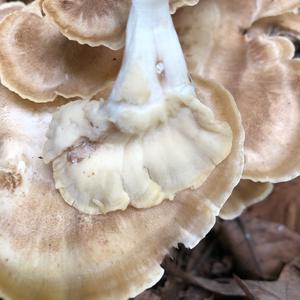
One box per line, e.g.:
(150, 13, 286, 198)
(67, 141, 97, 164)
(0, 2, 122, 103)
(0, 170, 22, 192)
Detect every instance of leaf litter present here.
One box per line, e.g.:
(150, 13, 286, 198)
(135, 178, 300, 299)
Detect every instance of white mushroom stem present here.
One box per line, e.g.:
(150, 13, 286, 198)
(44, 0, 232, 214)
(108, 0, 195, 133)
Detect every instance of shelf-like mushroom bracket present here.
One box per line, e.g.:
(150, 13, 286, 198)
(0, 69, 244, 300)
(0, 1, 244, 299)
(42, 0, 200, 49)
(220, 180, 274, 220)
(0, 72, 244, 300)
(175, 0, 300, 183)
(0, 1, 122, 103)
(0, 1, 24, 21)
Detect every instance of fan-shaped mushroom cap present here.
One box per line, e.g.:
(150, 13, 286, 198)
(42, 0, 200, 49)
(220, 180, 274, 220)
(251, 12, 300, 39)
(43, 0, 241, 215)
(170, 0, 199, 13)
(42, 0, 130, 49)
(258, 0, 300, 17)
(175, 0, 300, 182)
(0, 74, 243, 299)
(0, 1, 122, 103)
(44, 89, 232, 215)
(0, 1, 25, 21)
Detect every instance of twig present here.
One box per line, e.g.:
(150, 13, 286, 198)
(233, 275, 257, 300)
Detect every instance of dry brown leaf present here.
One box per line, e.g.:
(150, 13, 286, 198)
(180, 256, 300, 300)
(220, 217, 300, 280)
(242, 260, 300, 300)
(180, 287, 211, 300)
(248, 177, 300, 234)
(134, 291, 161, 300)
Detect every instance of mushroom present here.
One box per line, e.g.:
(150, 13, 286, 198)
(0, 1, 24, 21)
(220, 180, 274, 220)
(170, 0, 199, 14)
(0, 43, 244, 300)
(0, 0, 244, 298)
(175, 0, 300, 182)
(0, 1, 122, 102)
(43, 0, 239, 215)
(0, 77, 243, 300)
(250, 12, 300, 40)
(0, 78, 243, 299)
(42, 0, 200, 49)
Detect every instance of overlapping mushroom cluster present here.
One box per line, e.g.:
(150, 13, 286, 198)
(0, 0, 299, 299)
(174, 0, 300, 218)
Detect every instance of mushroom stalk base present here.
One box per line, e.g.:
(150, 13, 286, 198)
(108, 0, 195, 133)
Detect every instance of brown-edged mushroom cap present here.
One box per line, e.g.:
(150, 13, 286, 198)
(43, 0, 240, 215)
(175, 0, 300, 182)
(258, 0, 300, 18)
(0, 1, 122, 103)
(42, 0, 200, 49)
(42, 0, 131, 49)
(0, 1, 25, 21)
(250, 12, 300, 40)
(0, 73, 243, 299)
(0, 1, 244, 297)
(220, 180, 274, 220)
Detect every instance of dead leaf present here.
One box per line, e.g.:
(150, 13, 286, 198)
(180, 287, 211, 300)
(170, 256, 300, 300)
(159, 279, 183, 300)
(219, 216, 300, 279)
(248, 177, 300, 233)
(235, 257, 300, 300)
(134, 291, 160, 300)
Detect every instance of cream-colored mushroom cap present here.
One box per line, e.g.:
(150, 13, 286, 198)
(0, 1, 122, 103)
(220, 180, 274, 220)
(44, 0, 240, 215)
(175, 0, 300, 182)
(42, 0, 200, 49)
(170, 0, 200, 13)
(0, 1, 25, 21)
(0, 75, 243, 299)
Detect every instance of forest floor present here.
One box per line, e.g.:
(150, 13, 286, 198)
(135, 177, 300, 300)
